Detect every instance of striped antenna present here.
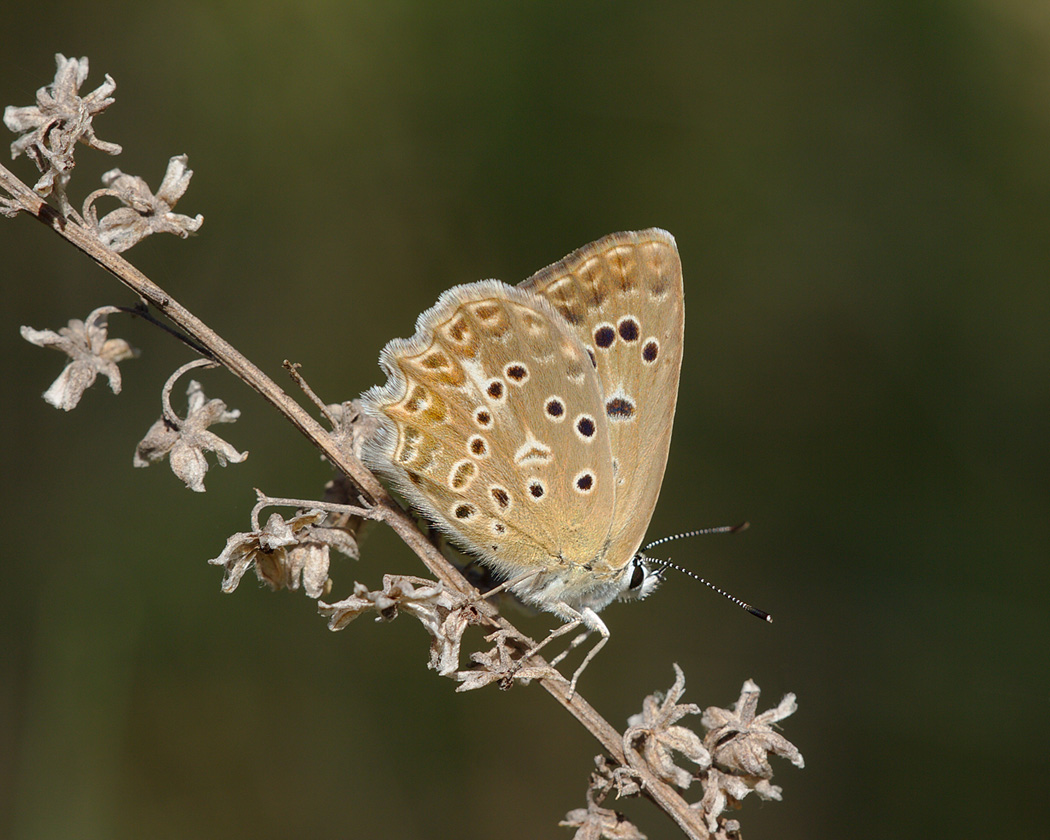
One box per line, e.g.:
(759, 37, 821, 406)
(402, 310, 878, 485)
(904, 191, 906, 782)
(642, 522, 749, 553)
(642, 522, 771, 622)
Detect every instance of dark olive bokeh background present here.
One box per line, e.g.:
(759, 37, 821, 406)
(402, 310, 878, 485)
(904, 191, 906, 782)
(2, 3, 1047, 839)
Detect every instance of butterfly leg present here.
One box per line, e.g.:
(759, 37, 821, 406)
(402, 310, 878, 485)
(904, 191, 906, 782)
(464, 569, 541, 607)
(519, 607, 584, 667)
(548, 629, 590, 668)
(565, 608, 610, 698)
(519, 604, 610, 698)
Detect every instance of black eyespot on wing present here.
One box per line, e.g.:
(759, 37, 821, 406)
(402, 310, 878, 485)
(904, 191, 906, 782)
(618, 317, 640, 342)
(642, 340, 659, 363)
(491, 487, 510, 509)
(594, 325, 616, 348)
(605, 396, 635, 420)
(576, 416, 596, 438)
(505, 363, 528, 382)
(545, 397, 564, 418)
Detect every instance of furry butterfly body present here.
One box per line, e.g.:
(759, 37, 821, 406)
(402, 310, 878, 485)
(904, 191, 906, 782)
(361, 229, 684, 687)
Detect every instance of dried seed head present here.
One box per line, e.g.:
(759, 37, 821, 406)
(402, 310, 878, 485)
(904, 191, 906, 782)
(320, 575, 474, 676)
(83, 155, 203, 252)
(623, 664, 710, 789)
(20, 306, 137, 411)
(691, 680, 804, 833)
(701, 679, 804, 779)
(209, 510, 334, 595)
(4, 54, 121, 211)
(134, 377, 247, 492)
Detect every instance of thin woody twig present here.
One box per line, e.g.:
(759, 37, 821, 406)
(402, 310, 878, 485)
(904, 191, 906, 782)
(4, 160, 716, 837)
(249, 489, 377, 528)
(283, 359, 340, 429)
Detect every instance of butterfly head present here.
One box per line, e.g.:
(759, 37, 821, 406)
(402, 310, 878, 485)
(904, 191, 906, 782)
(618, 553, 663, 603)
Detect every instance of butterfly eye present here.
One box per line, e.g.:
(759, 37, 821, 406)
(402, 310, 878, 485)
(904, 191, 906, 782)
(629, 558, 646, 590)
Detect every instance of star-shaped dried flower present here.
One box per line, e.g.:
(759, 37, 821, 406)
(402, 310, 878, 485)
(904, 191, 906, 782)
(559, 803, 647, 840)
(454, 629, 554, 692)
(134, 378, 247, 492)
(701, 679, 804, 779)
(623, 665, 711, 789)
(320, 575, 473, 674)
(83, 155, 203, 252)
(21, 306, 137, 411)
(209, 510, 331, 594)
(4, 54, 121, 208)
(272, 518, 359, 599)
(592, 755, 641, 800)
(690, 680, 804, 832)
(325, 575, 451, 625)
(693, 768, 754, 833)
(560, 758, 646, 840)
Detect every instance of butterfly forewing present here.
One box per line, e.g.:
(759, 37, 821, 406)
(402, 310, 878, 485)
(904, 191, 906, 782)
(361, 281, 618, 583)
(517, 229, 684, 573)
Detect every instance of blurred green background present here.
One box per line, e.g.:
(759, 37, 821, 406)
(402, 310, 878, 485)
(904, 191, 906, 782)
(2, 2, 1047, 838)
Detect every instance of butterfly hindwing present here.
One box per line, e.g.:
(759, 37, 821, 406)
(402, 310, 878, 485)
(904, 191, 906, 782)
(517, 229, 685, 573)
(360, 280, 618, 584)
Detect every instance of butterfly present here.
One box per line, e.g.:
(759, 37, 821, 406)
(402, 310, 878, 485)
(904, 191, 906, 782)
(360, 229, 684, 691)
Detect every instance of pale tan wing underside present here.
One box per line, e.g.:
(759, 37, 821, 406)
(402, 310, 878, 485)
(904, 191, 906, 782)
(360, 281, 617, 582)
(518, 229, 684, 573)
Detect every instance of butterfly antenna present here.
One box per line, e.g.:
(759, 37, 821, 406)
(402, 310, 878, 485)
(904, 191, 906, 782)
(642, 522, 749, 553)
(649, 558, 772, 622)
(642, 524, 769, 622)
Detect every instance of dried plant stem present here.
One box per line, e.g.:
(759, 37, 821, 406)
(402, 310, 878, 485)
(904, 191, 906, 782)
(3, 161, 711, 839)
(543, 682, 710, 837)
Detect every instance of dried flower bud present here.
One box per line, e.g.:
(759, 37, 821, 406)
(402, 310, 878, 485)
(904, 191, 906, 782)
(209, 510, 334, 594)
(429, 606, 471, 676)
(455, 629, 554, 692)
(320, 575, 473, 675)
(4, 54, 121, 210)
(20, 306, 137, 411)
(701, 679, 804, 779)
(623, 664, 710, 789)
(591, 755, 641, 800)
(84, 155, 203, 252)
(559, 804, 648, 840)
(691, 680, 804, 832)
(134, 378, 247, 492)
(561, 756, 647, 840)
